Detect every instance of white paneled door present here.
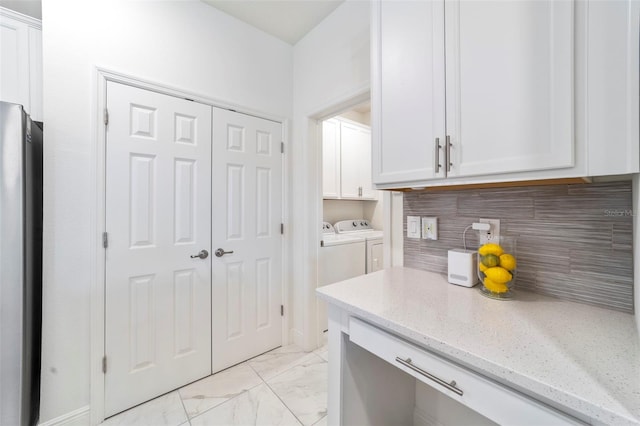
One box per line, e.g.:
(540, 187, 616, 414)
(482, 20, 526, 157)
(211, 108, 283, 372)
(104, 82, 212, 417)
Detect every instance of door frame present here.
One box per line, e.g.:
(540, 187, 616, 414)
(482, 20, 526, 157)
(89, 67, 290, 425)
(300, 85, 397, 349)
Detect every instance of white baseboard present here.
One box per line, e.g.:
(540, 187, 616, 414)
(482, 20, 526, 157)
(39, 406, 90, 426)
(414, 407, 444, 426)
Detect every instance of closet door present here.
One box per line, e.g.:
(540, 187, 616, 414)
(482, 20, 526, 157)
(104, 82, 212, 416)
(211, 108, 283, 372)
(445, 0, 574, 178)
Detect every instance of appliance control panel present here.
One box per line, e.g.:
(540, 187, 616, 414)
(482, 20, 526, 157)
(322, 222, 336, 234)
(334, 219, 373, 233)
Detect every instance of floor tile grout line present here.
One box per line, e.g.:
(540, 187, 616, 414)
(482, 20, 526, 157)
(311, 414, 328, 426)
(252, 351, 326, 383)
(182, 379, 266, 423)
(262, 377, 306, 426)
(176, 389, 190, 426)
(263, 354, 329, 426)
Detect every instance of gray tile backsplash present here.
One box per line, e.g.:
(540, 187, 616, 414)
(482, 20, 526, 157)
(403, 181, 634, 313)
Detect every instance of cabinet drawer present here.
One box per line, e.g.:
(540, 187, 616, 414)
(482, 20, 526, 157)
(349, 317, 583, 426)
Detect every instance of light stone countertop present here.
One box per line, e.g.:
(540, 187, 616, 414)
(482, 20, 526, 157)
(316, 266, 640, 426)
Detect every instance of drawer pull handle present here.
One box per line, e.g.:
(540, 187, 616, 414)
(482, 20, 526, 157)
(395, 357, 463, 396)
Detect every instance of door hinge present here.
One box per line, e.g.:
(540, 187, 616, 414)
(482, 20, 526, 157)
(104, 108, 109, 126)
(281, 305, 284, 316)
(280, 223, 284, 235)
(102, 232, 108, 248)
(102, 356, 107, 374)
(281, 142, 284, 154)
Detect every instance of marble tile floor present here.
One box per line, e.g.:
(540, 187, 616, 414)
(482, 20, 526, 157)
(103, 344, 329, 426)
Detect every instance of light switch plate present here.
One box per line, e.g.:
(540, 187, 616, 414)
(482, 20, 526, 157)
(407, 216, 421, 239)
(422, 217, 438, 240)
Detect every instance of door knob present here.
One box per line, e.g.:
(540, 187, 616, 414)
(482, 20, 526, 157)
(190, 250, 209, 259)
(215, 248, 234, 257)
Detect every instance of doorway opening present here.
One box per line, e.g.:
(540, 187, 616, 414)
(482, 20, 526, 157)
(316, 100, 386, 344)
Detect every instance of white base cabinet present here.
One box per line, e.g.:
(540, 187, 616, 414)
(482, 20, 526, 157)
(0, 7, 42, 121)
(327, 307, 584, 426)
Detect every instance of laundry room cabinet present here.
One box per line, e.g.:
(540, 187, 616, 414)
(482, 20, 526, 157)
(323, 118, 376, 200)
(372, 0, 639, 188)
(0, 8, 42, 121)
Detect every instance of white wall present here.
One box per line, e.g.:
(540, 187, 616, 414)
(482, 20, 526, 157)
(291, 0, 371, 349)
(323, 200, 365, 224)
(41, 0, 292, 422)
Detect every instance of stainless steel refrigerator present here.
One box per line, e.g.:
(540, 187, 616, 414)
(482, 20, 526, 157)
(0, 102, 43, 426)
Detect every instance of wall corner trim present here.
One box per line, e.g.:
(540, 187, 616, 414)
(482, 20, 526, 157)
(38, 405, 90, 426)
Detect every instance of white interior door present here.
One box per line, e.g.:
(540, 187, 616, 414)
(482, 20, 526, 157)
(211, 108, 283, 372)
(105, 82, 212, 417)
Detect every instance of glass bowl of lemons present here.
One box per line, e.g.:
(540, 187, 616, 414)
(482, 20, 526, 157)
(477, 236, 517, 300)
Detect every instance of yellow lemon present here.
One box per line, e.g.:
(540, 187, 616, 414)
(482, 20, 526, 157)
(484, 266, 513, 284)
(478, 243, 504, 257)
(479, 263, 488, 272)
(481, 254, 500, 268)
(483, 277, 509, 294)
(499, 253, 517, 271)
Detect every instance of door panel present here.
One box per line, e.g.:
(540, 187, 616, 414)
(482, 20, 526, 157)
(212, 108, 283, 372)
(105, 82, 212, 416)
(445, 0, 573, 177)
(372, 0, 446, 184)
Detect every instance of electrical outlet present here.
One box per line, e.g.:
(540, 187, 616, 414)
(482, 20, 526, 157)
(479, 218, 500, 245)
(422, 217, 438, 240)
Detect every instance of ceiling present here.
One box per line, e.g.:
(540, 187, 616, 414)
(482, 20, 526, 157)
(201, 0, 344, 45)
(0, 0, 41, 19)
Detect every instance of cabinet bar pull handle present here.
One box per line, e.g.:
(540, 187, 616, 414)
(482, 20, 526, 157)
(445, 135, 452, 173)
(434, 137, 442, 172)
(395, 356, 463, 396)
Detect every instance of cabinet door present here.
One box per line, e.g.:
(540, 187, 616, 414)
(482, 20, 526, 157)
(322, 119, 341, 198)
(340, 121, 364, 199)
(0, 14, 30, 112)
(372, 0, 446, 185)
(445, 0, 574, 178)
(359, 127, 377, 200)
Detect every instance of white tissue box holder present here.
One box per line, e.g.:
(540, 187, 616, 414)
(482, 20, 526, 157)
(448, 249, 479, 287)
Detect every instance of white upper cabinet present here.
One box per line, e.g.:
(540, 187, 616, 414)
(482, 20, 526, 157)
(322, 119, 341, 198)
(372, 0, 640, 188)
(372, 0, 446, 185)
(0, 8, 42, 121)
(340, 121, 376, 200)
(323, 117, 377, 200)
(585, 0, 639, 176)
(444, 0, 573, 178)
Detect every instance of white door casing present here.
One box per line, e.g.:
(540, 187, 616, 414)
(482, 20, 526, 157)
(104, 81, 212, 416)
(322, 119, 341, 199)
(211, 108, 283, 372)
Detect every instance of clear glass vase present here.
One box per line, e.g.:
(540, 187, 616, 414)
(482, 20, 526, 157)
(477, 235, 517, 300)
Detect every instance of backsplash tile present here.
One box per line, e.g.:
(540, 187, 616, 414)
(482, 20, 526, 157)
(403, 181, 634, 313)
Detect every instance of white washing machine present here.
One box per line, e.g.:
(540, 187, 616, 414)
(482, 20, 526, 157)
(318, 222, 365, 332)
(334, 219, 384, 273)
